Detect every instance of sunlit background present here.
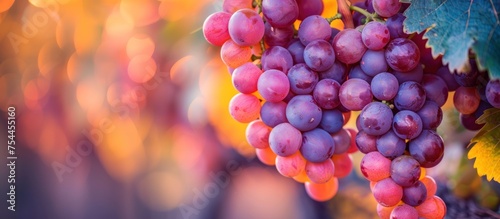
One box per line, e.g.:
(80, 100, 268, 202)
(0, 0, 498, 218)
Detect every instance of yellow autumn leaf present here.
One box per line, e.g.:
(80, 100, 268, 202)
(468, 108, 500, 182)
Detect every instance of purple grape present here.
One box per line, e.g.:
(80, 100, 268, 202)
(416, 101, 443, 130)
(421, 74, 448, 107)
(408, 130, 444, 168)
(360, 49, 388, 77)
(376, 130, 406, 159)
(373, 0, 401, 17)
(371, 72, 399, 101)
(390, 204, 418, 219)
(260, 101, 288, 127)
(303, 39, 336, 71)
(332, 29, 367, 64)
(319, 60, 348, 83)
(385, 13, 408, 39)
(263, 22, 294, 47)
(402, 181, 427, 206)
(355, 130, 378, 154)
(300, 128, 335, 162)
(392, 110, 423, 140)
(228, 9, 265, 46)
(231, 62, 262, 94)
(262, 0, 298, 28)
(385, 38, 420, 72)
(313, 79, 341, 109)
(320, 109, 344, 134)
(257, 69, 290, 102)
(296, 0, 324, 20)
(287, 39, 306, 64)
(358, 102, 393, 136)
(332, 128, 351, 154)
(393, 64, 424, 84)
(349, 65, 373, 83)
(339, 78, 373, 111)
(261, 46, 294, 74)
(269, 123, 302, 156)
(435, 66, 460, 91)
(391, 155, 421, 187)
(287, 63, 319, 94)
(394, 81, 426, 111)
(486, 79, 500, 108)
(298, 15, 331, 45)
(286, 95, 322, 131)
(361, 21, 390, 50)
(460, 113, 483, 131)
(453, 59, 483, 87)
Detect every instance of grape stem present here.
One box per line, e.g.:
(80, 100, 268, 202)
(337, 0, 354, 28)
(349, 5, 383, 23)
(326, 13, 342, 24)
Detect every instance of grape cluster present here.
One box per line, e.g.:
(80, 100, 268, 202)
(203, 0, 358, 202)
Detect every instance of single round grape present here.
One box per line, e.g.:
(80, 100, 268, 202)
(300, 128, 335, 162)
(275, 151, 306, 177)
(394, 81, 426, 111)
(296, 0, 324, 20)
(392, 110, 423, 140)
(262, 0, 299, 28)
(371, 72, 399, 101)
(360, 151, 391, 182)
(203, 11, 231, 46)
(332, 128, 351, 154)
(319, 109, 344, 134)
(261, 46, 294, 74)
(269, 122, 302, 156)
(232, 62, 262, 94)
(391, 155, 421, 187)
(348, 65, 373, 83)
(355, 130, 378, 154)
(287, 63, 319, 94)
(376, 130, 406, 159)
(416, 101, 443, 130)
(390, 204, 418, 219)
(460, 113, 483, 131)
(304, 177, 338, 202)
(332, 29, 367, 64)
(435, 66, 460, 91)
(373, 0, 401, 17)
(486, 79, 500, 108)
(361, 21, 390, 50)
(393, 64, 423, 84)
(420, 176, 437, 198)
(257, 69, 290, 102)
(358, 102, 393, 136)
(372, 177, 403, 207)
(331, 153, 353, 178)
(220, 39, 252, 68)
(386, 13, 408, 39)
(319, 60, 348, 83)
(228, 9, 265, 46)
(421, 74, 448, 107)
(287, 39, 305, 64)
(303, 39, 335, 71)
(402, 181, 427, 206)
(416, 196, 447, 219)
(360, 50, 388, 77)
(260, 101, 288, 127)
(298, 15, 331, 45)
(313, 79, 341, 109)
(408, 130, 444, 168)
(286, 95, 322, 131)
(305, 159, 335, 184)
(339, 78, 373, 111)
(245, 120, 271, 149)
(264, 22, 294, 47)
(385, 38, 420, 72)
(453, 86, 481, 114)
(229, 93, 261, 123)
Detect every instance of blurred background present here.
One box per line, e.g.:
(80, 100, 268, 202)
(0, 0, 499, 218)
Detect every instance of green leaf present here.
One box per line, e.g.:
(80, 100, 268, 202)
(404, 0, 500, 79)
(467, 108, 500, 182)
